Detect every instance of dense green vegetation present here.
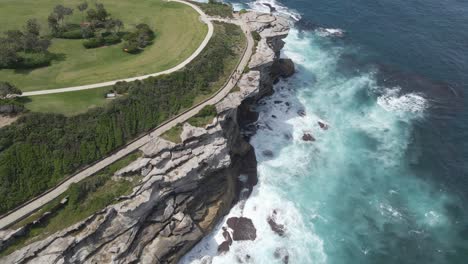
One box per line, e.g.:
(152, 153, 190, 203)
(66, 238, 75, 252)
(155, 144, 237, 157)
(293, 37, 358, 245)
(23, 86, 112, 116)
(0, 22, 245, 215)
(0, 0, 207, 91)
(0, 82, 24, 115)
(0, 152, 140, 256)
(0, 19, 52, 69)
(194, 0, 233, 18)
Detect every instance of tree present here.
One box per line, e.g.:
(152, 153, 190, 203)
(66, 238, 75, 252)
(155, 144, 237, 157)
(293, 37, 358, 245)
(0, 43, 19, 68)
(48, 14, 60, 34)
(95, 3, 109, 21)
(0, 82, 22, 99)
(4, 30, 23, 52)
(114, 19, 123, 33)
(25, 19, 40, 36)
(77, 1, 89, 21)
(53, 5, 73, 26)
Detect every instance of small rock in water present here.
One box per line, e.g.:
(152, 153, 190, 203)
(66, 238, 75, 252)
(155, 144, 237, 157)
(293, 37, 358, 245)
(318, 121, 329, 130)
(302, 133, 315, 141)
(226, 217, 257, 241)
(285, 102, 290, 106)
(274, 100, 283, 104)
(297, 109, 306, 117)
(271, 115, 277, 119)
(274, 248, 289, 264)
(217, 240, 231, 254)
(262, 150, 274, 157)
(267, 210, 286, 236)
(218, 227, 233, 254)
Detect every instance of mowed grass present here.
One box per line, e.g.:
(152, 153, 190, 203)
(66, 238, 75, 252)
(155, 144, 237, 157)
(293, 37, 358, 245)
(0, 0, 207, 92)
(21, 86, 112, 116)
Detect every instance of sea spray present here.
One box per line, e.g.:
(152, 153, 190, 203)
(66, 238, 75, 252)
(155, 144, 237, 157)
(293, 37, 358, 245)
(183, 0, 468, 263)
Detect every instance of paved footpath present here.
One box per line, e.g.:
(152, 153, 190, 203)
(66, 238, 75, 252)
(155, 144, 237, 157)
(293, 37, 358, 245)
(21, 0, 214, 97)
(0, 6, 254, 230)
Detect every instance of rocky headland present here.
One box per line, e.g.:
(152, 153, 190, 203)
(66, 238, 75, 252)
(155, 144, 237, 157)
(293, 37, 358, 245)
(0, 12, 293, 264)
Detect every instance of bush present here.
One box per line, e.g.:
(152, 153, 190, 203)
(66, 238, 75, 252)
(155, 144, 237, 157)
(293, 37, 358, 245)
(123, 41, 140, 54)
(59, 29, 84, 39)
(252, 31, 261, 42)
(18, 52, 52, 68)
(0, 98, 25, 114)
(103, 35, 121, 45)
(83, 38, 104, 49)
(114, 81, 129, 94)
(239, 9, 247, 14)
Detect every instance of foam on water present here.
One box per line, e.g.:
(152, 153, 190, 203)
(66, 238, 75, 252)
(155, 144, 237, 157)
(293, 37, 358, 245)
(183, 1, 466, 263)
(247, 0, 301, 21)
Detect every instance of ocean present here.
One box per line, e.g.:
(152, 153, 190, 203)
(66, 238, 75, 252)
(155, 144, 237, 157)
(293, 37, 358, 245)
(183, 0, 468, 263)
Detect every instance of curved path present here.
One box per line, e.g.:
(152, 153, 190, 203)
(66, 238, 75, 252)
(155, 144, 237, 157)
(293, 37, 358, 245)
(0, 11, 254, 230)
(21, 0, 214, 97)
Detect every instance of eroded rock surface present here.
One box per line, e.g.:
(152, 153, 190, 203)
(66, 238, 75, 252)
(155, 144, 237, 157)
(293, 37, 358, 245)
(1, 11, 292, 264)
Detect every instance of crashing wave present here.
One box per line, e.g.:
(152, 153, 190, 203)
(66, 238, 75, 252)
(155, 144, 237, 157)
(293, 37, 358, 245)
(377, 87, 427, 116)
(249, 0, 302, 21)
(315, 27, 345, 37)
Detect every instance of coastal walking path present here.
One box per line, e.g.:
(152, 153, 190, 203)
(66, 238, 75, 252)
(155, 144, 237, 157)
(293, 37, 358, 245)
(20, 0, 213, 97)
(0, 8, 255, 230)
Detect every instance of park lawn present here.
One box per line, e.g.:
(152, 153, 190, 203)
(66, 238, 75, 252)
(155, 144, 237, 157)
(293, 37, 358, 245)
(0, 0, 207, 92)
(22, 86, 112, 116)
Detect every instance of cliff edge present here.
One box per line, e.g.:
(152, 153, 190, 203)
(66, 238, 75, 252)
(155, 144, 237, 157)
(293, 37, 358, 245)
(1, 12, 293, 264)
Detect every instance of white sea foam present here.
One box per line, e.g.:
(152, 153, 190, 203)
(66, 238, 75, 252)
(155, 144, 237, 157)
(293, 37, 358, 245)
(377, 87, 427, 116)
(248, 0, 302, 21)
(315, 27, 345, 38)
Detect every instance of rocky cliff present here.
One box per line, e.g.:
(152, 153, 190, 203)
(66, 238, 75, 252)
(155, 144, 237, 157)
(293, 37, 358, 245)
(1, 12, 292, 264)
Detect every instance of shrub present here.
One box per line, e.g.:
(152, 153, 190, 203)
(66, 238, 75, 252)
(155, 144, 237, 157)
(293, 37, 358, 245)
(0, 82, 22, 98)
(82, 38, 104, 49)
(252, 31, 261, 42)
(18, 52, 52, 68)
(0, 98, 25, 114)
(114, 81, 129, 94)
(103, 35, 121, 45)
(123, 41, 140, 54)
(239, 9, 247, 14)
(59, 29, 84, 39)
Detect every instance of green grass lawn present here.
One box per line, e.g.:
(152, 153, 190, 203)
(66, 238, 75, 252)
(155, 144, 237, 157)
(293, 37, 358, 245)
(22, 86, 112, 116)
(0, 0, 207, 92)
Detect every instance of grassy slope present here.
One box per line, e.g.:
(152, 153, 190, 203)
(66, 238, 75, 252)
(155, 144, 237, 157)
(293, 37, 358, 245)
(0, 0, 207, 92)
(22, 86, 111, 116)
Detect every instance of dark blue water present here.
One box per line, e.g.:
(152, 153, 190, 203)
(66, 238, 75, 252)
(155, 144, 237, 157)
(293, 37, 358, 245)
(184, 1, 468, 263)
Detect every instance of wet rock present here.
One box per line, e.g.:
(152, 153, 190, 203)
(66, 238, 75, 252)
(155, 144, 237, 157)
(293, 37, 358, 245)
(302, 133, 315, 141)
(272, 59, 295, 79)
(267, 210, 286, 236)
(297, 109, 306, 117)
(262, 150, 274, 157)
(274, 248, 289, 264)
(271, 115, 277, 118)
(226, 217, 257, 241)
(217, 227, 233, 254)
(318, 121, 329, 130)
(274, 100, 283, 104)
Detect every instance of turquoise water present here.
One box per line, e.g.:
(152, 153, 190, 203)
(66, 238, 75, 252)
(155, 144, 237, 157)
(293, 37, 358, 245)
(183, 0, 468, 263)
